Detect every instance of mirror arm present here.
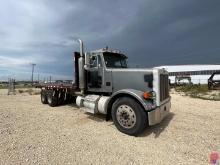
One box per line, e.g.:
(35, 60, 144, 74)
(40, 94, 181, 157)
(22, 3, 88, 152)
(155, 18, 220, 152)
(84, 52, 90, 70)
(84, 64, 90, 70)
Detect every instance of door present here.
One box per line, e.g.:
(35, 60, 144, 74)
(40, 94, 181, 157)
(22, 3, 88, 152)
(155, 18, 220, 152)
(87, 54, 103, 88)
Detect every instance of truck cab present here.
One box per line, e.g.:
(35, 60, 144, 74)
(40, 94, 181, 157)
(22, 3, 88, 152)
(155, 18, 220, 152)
(40, 40, 171, 136)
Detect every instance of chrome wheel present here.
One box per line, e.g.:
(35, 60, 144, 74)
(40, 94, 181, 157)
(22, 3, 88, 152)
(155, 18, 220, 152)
(47, 95, 52, 104)
(41, 95, 45, 102)
(116, 105, 136, 129)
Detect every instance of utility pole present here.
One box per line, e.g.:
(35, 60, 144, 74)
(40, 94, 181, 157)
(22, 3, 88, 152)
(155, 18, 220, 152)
(30, 63, 36, 85)
(38, 74, 40, 83)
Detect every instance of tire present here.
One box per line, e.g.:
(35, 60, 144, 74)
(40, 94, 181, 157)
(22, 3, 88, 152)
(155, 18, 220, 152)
(64, 93, 74, 104)
(58, 91, 65, 105)
(208, 83, 213, 90)
(111, 97, 148, 136)
(47, 90, 58, 107)
(41, 90, 48, 104)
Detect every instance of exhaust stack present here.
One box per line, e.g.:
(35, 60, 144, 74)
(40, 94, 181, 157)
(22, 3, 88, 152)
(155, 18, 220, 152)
(77, 39, 85, 94)
(78, 39, 84, 57)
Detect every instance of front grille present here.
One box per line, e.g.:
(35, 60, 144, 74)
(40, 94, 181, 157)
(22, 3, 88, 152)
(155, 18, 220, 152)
(160, 74, 169, 102)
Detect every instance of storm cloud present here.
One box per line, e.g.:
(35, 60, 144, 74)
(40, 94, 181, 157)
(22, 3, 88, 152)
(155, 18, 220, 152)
(0, 0, 220, 80)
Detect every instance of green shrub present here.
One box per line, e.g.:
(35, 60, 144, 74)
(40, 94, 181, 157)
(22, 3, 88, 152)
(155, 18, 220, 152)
(18, 89, 24, 93)
(176, 84, 208, 95)
(175, 84, 220, 101)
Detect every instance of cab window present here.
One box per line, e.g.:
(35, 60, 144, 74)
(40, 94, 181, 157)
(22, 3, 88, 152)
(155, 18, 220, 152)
(90, 55, 102, 68)
(90, 56, 97, 68)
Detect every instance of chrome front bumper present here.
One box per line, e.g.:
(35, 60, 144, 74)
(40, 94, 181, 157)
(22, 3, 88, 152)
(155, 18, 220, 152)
(148, 99, 171, 126)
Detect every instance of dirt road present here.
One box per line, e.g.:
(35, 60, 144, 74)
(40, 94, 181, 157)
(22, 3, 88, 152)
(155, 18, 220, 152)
(0, 89, 219, 165)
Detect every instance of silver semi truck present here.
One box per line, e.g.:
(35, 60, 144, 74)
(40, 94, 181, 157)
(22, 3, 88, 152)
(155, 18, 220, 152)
(39, 39, 171, 136)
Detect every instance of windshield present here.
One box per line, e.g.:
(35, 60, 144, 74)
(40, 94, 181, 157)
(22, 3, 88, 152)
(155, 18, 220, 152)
(103, 52, 127, 68)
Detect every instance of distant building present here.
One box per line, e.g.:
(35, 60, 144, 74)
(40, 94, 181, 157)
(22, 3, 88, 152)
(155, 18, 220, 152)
(156, 65, 220, 84)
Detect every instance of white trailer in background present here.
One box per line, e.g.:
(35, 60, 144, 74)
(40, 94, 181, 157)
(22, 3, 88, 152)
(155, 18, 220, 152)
(156, 65, 220, 84)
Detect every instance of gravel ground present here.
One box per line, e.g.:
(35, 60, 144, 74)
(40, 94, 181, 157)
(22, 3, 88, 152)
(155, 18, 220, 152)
(0, 89, 219, 165)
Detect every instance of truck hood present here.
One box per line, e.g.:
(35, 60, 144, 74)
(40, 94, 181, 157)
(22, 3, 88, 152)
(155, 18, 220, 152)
(108, 68, 155, 93)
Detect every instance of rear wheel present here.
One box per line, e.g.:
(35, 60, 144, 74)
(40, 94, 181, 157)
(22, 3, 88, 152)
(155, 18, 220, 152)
(41, 90, 48, 104)
(111, 97, 147, 136)
(57, 91, 65, 105)
(47, 90, 58, 107)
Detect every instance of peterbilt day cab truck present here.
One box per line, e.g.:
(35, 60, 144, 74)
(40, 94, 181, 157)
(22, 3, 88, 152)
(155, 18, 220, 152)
(39, 39, 171, 136)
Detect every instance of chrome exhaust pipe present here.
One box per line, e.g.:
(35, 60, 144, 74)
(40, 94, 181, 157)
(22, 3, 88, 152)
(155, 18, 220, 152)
(77, 39, 85, 95)
(78, 39, 84, 57)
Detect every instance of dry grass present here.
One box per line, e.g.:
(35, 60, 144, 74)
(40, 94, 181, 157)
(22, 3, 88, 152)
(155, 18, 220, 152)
(175, 84, 220, 101)
(17, 88, 41, 95)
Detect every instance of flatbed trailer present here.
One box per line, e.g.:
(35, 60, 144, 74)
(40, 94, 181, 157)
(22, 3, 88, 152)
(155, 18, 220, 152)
(37, 82, 79, 106)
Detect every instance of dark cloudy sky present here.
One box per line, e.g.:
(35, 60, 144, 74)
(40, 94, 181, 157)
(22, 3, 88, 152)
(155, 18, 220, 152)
(0, 0, 220, 80)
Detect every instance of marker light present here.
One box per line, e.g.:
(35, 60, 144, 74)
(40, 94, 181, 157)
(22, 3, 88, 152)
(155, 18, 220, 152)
(143, 92, 151, 99)
(143, 91, 155, 100)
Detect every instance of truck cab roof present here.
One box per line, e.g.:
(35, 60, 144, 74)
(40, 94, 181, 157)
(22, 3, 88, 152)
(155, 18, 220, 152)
(88, 48, 127, 59)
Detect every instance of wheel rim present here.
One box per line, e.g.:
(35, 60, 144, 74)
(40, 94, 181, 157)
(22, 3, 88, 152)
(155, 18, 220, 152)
(116, 105, 136, 129)
(47, 95, 52, 103)
(41, 95, 45, 102)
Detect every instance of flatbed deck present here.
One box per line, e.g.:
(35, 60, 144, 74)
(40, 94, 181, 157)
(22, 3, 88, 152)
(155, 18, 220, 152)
(35, 83, 79, 92)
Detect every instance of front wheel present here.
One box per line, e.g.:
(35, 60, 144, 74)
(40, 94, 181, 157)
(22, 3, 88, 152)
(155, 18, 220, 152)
(111, 97, 148, 136)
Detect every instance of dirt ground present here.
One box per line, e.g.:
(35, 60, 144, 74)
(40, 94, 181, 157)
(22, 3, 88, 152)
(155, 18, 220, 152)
(0, 89, 219, 165)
